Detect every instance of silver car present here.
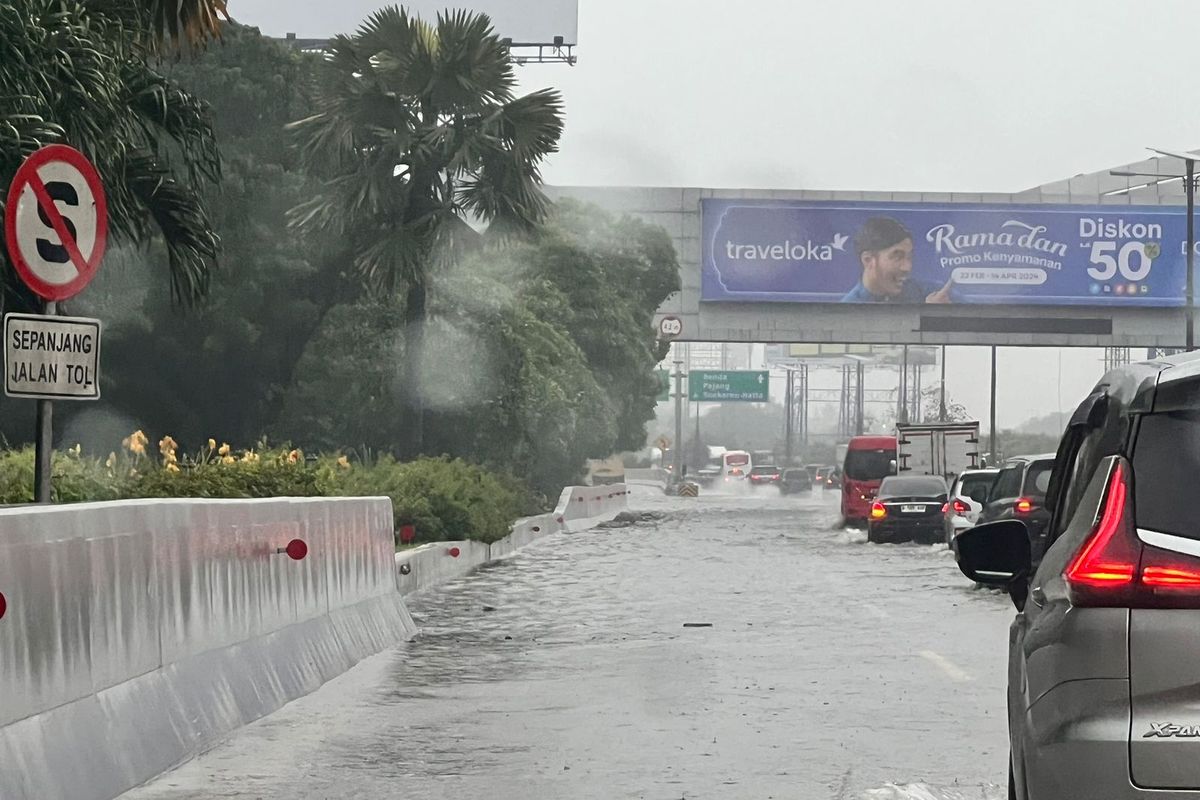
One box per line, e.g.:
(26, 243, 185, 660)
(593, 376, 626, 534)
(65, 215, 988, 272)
(956, 353, 1200, 799)
(942, 468, 998, 545)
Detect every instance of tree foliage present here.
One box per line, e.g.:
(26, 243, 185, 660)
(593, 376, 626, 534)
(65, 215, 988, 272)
(80, 25, 325, 445)
(288, 6, 565, 452)
(0, 0, 221, 313)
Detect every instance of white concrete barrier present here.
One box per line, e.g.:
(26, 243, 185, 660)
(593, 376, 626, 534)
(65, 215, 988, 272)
(625, 466, 669, 488)
(0, 497, 416, 800)
(395, 484, 630, 595)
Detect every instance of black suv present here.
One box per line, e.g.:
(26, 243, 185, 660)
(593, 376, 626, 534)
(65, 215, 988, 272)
(975, 453, 1056, 558)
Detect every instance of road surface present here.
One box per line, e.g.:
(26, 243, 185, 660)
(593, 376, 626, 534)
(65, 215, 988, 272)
(122, 485, 1012, 800)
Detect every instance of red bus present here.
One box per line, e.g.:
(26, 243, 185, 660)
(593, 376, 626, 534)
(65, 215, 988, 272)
(841, 435, 898, 527)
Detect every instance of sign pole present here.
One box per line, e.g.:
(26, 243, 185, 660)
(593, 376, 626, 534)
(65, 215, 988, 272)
(3, 144, 109, 504)
(33, 300, 56, 503)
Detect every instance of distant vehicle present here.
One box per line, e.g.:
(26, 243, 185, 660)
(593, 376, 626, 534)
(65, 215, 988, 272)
(942, 468, 999, 545)
(748, 465, 782, 487)
(823, 466, 841, 490)
(751, 450, 775, 468)
(695, 467, 721, 486)
(868, 475, 949, 544)
(779, 468, 813, 495)
(895, 421, 981, 482)
(973, 453, 1056, 555)
(804, 463, 825, 482)
(721, 450, 752, 481)
(841, 435, 898, 526)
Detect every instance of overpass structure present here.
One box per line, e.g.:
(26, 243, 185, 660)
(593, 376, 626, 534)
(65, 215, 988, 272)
(549, 150, 1200, 349)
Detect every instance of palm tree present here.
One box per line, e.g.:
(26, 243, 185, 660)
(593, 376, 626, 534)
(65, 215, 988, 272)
(288, 7, 564, 455)
(0, 0, 224, 312)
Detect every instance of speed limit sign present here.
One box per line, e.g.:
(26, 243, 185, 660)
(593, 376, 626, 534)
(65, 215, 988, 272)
(658, 316, 683, 338)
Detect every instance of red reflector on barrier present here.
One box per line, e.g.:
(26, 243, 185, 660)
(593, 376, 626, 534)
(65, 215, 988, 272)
(556, 516, 565, 524)
(0, 591, 6, 620)
(532, 526, 541, 532)
(399, 524, 416, 544)
(285, 539, 308, 561)
(448, 546, 461, 558)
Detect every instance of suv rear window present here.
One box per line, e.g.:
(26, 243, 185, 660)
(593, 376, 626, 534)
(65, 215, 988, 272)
(1134, 410, 1200, 538)
(1022, 460, 1054, 497)
(957, 473, 996, 503)
(845, 449, 894, 481)
(990, 465, 1023, 500)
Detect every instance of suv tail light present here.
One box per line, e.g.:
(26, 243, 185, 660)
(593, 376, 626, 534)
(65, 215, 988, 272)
(870, 501, 887, 520)
(952, 499, 970, 515)
(1065, 461, 1200, 608)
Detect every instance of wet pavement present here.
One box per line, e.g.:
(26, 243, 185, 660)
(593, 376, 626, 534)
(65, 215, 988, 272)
(122, 486, 1012, 800)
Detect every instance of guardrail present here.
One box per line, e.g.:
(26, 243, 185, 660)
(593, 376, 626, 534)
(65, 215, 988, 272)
(624, 467, 670, 488)
(0, 497, 414, 800)
(395, 483, 630, 595)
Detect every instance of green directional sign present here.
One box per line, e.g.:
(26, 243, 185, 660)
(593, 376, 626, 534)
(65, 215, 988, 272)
(655, 369, 670, 402)
(688, 370, 769, 402)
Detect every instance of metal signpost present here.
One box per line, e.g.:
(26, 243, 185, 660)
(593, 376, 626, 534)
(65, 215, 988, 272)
(3, 144, 108, 502)
(688, 370, 770, 403)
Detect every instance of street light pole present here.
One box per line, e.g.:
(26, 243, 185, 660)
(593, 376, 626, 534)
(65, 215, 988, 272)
(1188, 158, 1195, 351)
(672, 360, 684, 478)
(1127, 148, 1200, 350)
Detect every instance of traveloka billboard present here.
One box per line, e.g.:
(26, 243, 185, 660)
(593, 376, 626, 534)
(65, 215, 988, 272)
(702, 199, 1191, 306)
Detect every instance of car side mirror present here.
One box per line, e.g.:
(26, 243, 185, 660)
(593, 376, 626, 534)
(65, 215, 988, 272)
(954, 520, 1032, 610)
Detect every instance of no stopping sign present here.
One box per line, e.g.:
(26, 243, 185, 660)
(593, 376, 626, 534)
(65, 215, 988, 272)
(4, 145, 108, 301)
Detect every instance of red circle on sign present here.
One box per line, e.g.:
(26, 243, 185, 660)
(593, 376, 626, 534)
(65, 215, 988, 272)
(4, 144, 108, 301)
(285, 539, 308, 561)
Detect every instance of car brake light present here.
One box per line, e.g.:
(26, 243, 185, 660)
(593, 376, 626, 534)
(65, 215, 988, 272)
(952, 499, 970, 515)
(1015, 497, 1035, 514)
(870, 501, 887, 520)
(941, 502, 949, 514)
(1064, 463, 1136, 598)
(1062, 461, 1200, 607)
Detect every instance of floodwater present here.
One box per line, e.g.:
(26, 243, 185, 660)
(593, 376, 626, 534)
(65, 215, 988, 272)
(123, 485, 1012, 800)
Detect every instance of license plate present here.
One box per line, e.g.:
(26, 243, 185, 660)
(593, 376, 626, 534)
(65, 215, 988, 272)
(901, 504, 925, 513)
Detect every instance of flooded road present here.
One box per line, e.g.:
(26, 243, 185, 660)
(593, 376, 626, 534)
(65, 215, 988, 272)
(123, 486, 1012, 800)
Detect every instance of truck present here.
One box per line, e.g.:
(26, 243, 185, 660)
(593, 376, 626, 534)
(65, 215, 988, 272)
(894, 421, 981, 483)
(835, 442, 849, 469)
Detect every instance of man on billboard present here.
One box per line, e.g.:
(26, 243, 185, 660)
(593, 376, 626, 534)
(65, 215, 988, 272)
(841, 217, 955, 303)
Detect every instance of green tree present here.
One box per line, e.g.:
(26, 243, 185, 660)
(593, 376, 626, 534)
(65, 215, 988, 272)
(73, 25, 326, 447)
(288, 6, 564, 455)
(0, 0, 222, 314)
(521, 200, 680, 451)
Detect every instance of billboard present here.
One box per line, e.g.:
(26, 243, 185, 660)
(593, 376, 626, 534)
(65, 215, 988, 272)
(241, 0, 578, 44)
(702, 199, 1190, 307)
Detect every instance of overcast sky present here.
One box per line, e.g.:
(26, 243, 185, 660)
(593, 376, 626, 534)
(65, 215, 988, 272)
(233, 0, 1200, 429)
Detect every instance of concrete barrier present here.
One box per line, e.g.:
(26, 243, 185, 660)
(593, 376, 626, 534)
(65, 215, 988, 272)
(395, 483, 629, 595)
(624, 467, 669, 488)
(0, 497, 415, 800)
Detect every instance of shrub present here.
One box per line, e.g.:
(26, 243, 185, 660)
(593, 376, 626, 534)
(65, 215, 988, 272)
(0, 434, 541, 545)
(0, 446, 126, 504)
(331, 455, 539, 544)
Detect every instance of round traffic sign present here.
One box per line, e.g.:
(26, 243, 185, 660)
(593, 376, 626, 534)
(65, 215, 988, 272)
(4, 144, 108, 301)
(658, 316, 683, 338)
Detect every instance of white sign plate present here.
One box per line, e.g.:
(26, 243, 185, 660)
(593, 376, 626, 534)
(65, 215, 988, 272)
(658, 316, 683, 338)
(4, 313, 102, 400)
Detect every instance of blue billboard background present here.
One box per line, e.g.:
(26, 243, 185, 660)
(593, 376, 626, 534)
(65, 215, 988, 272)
(702, 200, 1190, 306)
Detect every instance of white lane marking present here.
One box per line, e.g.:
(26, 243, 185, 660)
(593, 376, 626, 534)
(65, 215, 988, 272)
(862, 602, 890, 620)
(919, 650, 972, 683)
